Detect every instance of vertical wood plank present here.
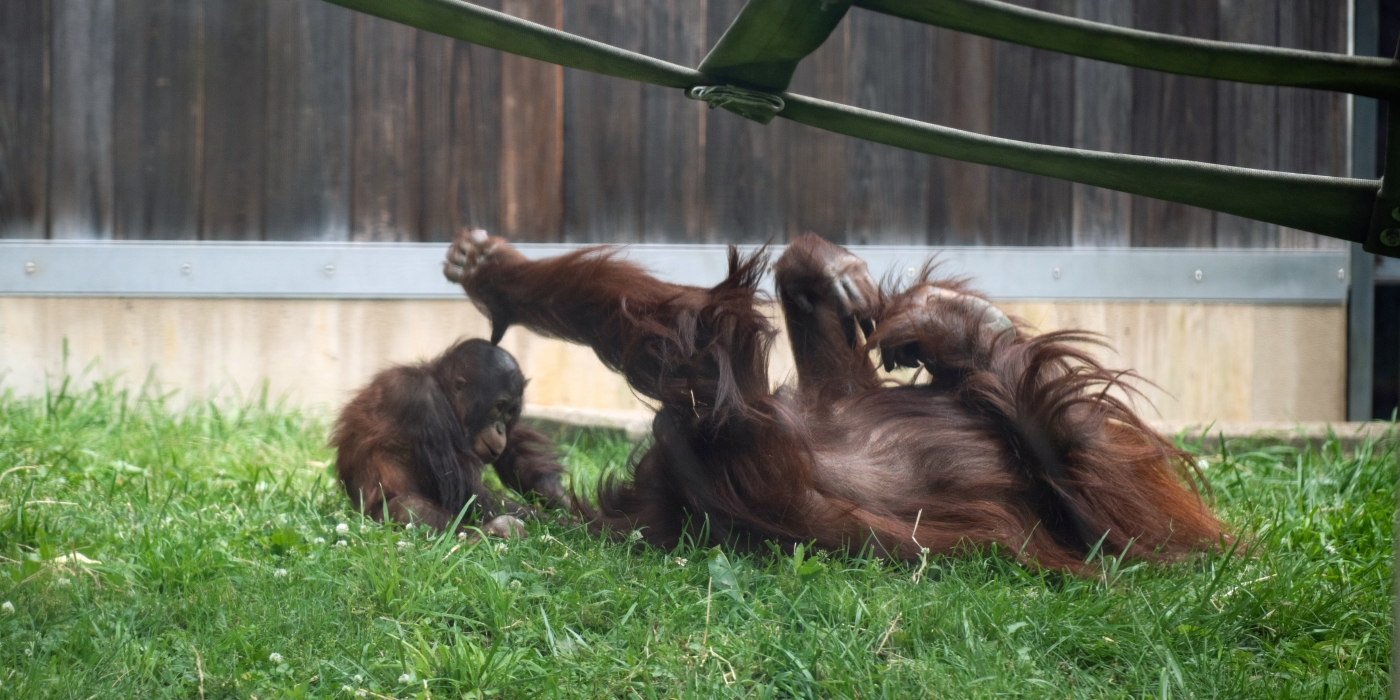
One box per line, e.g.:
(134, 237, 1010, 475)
(1071, 0, 1131, 247)
(1214, 0, 1279, 247)
(114, 0, 202, 240)
(1277, 0, 1348, 249)
(848, 12, 933, 245)
(0, 0, 49, 239)
(449, 1, 503, 236)
(641, 0, 706, 243)
(499, 0, 563, 242)
(417, 29, 457, 243)
(929, 29, 994, 245)
(51, 0, 113, 240)
(784, 16, 851, 243)
(703, 0, 783, 243)
(990, 0, 1074, 246)
(1129, 0, 1217, 247)
(350, 13, 419, 242)
(265, 0, 352, 241)
(201, 0, 266, 241)
(563, 0, 644, 243)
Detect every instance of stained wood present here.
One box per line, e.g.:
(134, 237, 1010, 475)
(1071, 0, 1131, 246)
(450, 2, 504, 236)
(1129, 0, 1218, 247)
(990, 0, 1074, 246)
(1214, 0, 1280, 247)
(499, 0, 563, 242)
(929, 28, 994, 245)
(641, 0, 707, 242)
(1276, 0, 1348, 249)
(265, 0, 352, 241)
(417, 29, 457, 243)
(0, 0, 48, 239)
(350, 13, 419, 242)
(202, 0, 268, 241)
(563, 0, 644, 243)
(703, 0, 784, 244)
(50, 0, 114, 240)
(783, 16, 851, 243)
(114, 0, 202, 240)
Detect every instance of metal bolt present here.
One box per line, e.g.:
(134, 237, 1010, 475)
(1194, 269, 1204, 282)
(1338, 268, 1346, 281)
(324, 263, 336, 277)
(1052, 267, 1061, 280)
(181, 263, 192, 275)
(23, 262, 36, 275)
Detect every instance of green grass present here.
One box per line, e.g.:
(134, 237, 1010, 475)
(0, 378, 1393, 698)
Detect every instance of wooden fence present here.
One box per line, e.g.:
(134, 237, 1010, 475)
(0, 0, 1352, 247)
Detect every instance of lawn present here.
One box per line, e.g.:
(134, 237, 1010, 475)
(0, 378, 1393, 698)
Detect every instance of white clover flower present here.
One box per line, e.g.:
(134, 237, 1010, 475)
(396, 540, 411, 550)
(336, 523, 350, 535)
(673, 557, 688, 567)
(55, 577, 72, 587)
(398, 672, 414, 683)
(1, 601, 13, 614)
(405, 522, 414, 530)
(341, 685, 354, 694)
(336, 540, 348, 548)
(355, 690, 367, 698)
(353, 675, 364, 683)
(360, 525, 371, 533)
(313, 537, 326, 545)
(457, 531, 468, 541)
(269, 652, 283, 664)
(510, 579, 522, 589)
(494, 542, 508, 554)
(628, 529, 643, 542)
(274, 568, 288, 578)
(1197, 458, 1209, 471)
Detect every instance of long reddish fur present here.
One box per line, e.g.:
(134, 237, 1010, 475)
(461, 234, 1227, 573)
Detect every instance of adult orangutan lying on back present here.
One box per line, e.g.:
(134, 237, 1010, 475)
(444, 230, 1226, 572)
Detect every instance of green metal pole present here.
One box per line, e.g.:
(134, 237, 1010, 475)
(857, 0, 1400, 99)
(777, 94, 1376, 244)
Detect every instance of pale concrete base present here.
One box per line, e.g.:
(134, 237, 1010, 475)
(0, 296, 1346, 424)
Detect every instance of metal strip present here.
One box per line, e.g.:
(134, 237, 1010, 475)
(0, 241, 1350, 303)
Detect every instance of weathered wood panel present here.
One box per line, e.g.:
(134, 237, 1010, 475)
(990, 0, 1075, 246)
(563, 0, 645, 243)
(929, 28, 995, 245)
(113, 0, 202, 240)
(50, 0, 113, 240)
(1214, 0, 1280, 247)
(1277, 0, 1349, 249)
(4, 0, 1358, 247)
(640, 0, 707, 242)
(1130, 0, 1219, 247)
(702, 0, 785, 244)
(848, 11, 934, 245)
(350, 13, 419, 242)
(265, 0, 352, 241)
(0, 0, 49, 239)
(449, 4, 504, 237)
(498, 0, 563, 242)
(784, 17, 851, 243)
(1071, 0, 1131, 247)
(201, 0, 268, 241)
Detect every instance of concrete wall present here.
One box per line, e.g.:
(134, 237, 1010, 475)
(0, 296, 1345, 422)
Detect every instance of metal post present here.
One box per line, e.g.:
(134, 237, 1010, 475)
(1350, 0, 1378, 423)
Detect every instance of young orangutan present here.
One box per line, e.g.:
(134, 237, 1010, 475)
(332, 338, 567, 538)
(444, 230, 1226, 572)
